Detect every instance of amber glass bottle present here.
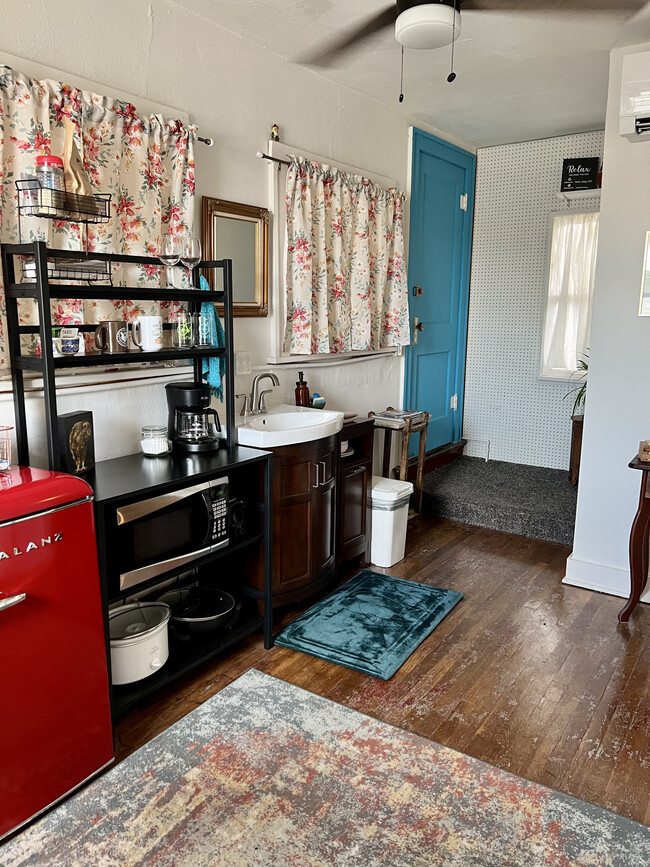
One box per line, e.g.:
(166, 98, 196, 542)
(295, 371, 310, 407)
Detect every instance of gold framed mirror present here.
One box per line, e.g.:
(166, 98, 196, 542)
(201, 197, 269, 317)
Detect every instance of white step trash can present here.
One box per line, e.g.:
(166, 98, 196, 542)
(370, 475, 414, 568)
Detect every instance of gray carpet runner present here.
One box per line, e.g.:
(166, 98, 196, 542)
(421, 456, 577, 545)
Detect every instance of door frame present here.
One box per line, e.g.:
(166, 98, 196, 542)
(404, 127, 476, 446)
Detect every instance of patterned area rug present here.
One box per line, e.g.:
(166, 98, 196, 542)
(4, 670, 649, 867)
(275, 570, 463, 679)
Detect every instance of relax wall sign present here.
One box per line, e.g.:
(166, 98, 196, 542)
(561, 157, 600, 192)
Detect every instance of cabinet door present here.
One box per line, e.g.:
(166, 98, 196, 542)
(315, 441, 337, 580)
(339, 461, 371, 564)
(273, 449, 316, 595)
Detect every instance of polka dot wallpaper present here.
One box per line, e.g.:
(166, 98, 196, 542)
(463, 131, 604, 469)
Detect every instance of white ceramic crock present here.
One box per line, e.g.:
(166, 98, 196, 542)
(109, 602, 171, 685)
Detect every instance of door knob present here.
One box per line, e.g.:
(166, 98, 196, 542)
(413, 317, 424, 344)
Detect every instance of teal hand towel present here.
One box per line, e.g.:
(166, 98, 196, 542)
(200, 275, 225, 401)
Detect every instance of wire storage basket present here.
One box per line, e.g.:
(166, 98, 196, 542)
(16, 179, 113, 284)
(16, 179, 111, 223)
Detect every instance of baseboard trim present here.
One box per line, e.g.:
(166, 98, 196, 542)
(563, 554, 650, 604)
(405, 440, 465, 481)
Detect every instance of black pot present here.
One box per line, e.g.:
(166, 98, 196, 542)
(157, 586, 237, 637)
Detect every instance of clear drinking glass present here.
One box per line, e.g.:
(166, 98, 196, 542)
(0, 426, 13, 471)
(194, 311, 214, 347)
(160, 234, 181, 289)
(180, 238, 201, 287)
(170, 310, 194, 348)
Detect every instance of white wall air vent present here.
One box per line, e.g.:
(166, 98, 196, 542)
(620, 51, 650, 137)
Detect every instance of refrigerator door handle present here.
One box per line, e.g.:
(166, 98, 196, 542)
(0, 593, 26, 612)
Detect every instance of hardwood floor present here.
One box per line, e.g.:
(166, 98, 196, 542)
(114, 517, 650, 826)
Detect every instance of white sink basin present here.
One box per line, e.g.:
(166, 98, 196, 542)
(237, 404, 344, 447)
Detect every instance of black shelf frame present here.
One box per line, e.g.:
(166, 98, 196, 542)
(92, 448, 274, 720)
(2, 238, 275, 721)
(1, 240, 236, 471)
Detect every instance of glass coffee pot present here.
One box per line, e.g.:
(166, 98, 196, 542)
(173, 408, 221, 452)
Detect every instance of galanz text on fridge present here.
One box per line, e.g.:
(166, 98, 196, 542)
(0, 534, 64, 560)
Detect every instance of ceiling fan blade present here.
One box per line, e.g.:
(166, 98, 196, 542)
(302, 6, 396, 67)
(462, 0, 645, 12)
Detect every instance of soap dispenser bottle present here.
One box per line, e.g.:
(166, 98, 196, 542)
(295, 371, 310, 407)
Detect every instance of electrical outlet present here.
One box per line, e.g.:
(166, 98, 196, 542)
(235, 351, 252, 375)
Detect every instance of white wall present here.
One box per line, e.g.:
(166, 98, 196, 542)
(463, 131, 604, 468)
(566, 43, 650, 605)
(0, 0, 473, 465)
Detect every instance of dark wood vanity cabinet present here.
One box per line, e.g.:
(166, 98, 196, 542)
(247, 420, 374, 609)
(337, 418, 374, 570)
(263, 434, 338, 606)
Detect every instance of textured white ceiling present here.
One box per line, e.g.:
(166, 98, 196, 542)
(172, 0, 650, 147)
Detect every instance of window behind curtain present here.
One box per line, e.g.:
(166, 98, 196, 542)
(541, 211, 599, 379)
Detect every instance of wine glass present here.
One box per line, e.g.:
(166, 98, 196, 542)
(180, 237, 202, 288)
(160, 234, 181, 289)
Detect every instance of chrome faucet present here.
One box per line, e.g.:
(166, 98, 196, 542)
(248, 372, 280, 415)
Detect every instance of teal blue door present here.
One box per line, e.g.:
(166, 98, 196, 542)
(405, 129, 475, 453)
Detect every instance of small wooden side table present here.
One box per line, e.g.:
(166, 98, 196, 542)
(619, 455, 650, 622)
(371, 408, 430, 522)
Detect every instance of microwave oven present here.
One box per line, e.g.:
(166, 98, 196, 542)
(106, 476, 229, 595)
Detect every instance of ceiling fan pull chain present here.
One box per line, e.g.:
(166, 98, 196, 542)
(448, 0, 458, 83)
(399, 45, 405, 103)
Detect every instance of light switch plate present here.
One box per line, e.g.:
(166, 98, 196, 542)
(236, 351, 252, 375)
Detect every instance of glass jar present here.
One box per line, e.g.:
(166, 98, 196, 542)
(35, 155, 65, 191)
(140, 425, 171, 457)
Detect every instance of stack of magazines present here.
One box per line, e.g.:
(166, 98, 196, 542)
(370, 409, 427, 428)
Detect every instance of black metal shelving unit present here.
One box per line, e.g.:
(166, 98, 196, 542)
(91, 449, 273, 720)
(0, 241, 236, 470)
(1, 238, 275, 719)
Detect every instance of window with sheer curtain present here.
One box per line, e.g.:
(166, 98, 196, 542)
(541, 211, 599, 379)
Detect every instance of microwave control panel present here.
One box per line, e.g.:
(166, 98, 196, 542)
(209, 477, 229, 547)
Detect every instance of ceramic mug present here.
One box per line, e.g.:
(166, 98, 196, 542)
(54, 336, 80, 355)
(132, 315, 163, 352)
(95, 320, 129, 354)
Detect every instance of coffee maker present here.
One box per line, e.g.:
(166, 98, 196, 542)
(165, 382, 221, 453)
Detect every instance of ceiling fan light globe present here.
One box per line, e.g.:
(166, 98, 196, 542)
(395, 4, 461, 50)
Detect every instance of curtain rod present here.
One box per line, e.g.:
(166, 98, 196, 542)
(256, 150, 291, 168)
(196, 135, 214, 146)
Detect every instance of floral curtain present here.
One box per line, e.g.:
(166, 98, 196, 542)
(0, 64, 195, 376)
(284, 156, 409, 355)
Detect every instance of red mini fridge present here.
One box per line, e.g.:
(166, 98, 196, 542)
(0, 466, 114, 840)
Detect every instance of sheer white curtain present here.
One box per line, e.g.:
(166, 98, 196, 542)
(541, 211, 599, 376)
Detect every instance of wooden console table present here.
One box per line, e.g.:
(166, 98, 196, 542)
(619, 455, 650, 622)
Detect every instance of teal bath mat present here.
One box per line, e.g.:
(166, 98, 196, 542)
(274, 570, 462, 680)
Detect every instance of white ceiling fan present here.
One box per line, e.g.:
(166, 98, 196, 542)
(306, 0, 645, 66)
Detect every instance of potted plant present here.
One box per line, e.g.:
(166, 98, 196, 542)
(565, 350, 588, 486)
(565, 351, 588, 416)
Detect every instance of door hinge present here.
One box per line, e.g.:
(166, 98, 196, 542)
(450, 394, 458, 411)
(460, 194, 468, 211)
